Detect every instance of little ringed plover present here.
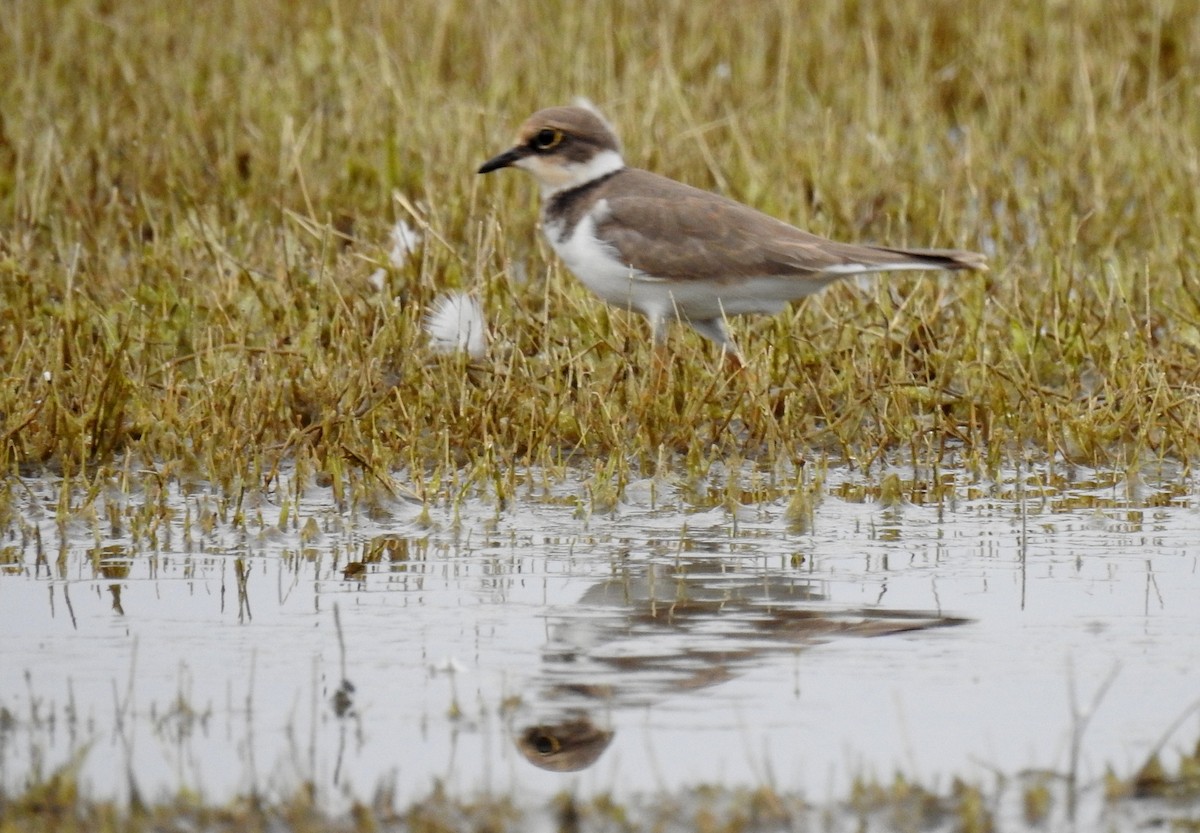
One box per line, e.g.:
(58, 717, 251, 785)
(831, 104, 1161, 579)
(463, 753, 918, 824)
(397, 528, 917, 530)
(479, 105, 987, 364)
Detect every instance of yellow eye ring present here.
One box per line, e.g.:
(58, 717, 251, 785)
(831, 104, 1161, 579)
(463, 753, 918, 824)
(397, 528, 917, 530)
(532, 128, 564, 150)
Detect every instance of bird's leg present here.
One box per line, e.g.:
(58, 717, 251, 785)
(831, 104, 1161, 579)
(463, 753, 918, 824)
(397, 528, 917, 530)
(723, 346, 746, 374)
(642, 317, 672, 410)
(691, 317, 751, 382)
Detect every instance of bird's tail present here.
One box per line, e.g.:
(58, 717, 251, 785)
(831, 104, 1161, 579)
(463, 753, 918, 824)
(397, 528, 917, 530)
(872, 245, 989, 272)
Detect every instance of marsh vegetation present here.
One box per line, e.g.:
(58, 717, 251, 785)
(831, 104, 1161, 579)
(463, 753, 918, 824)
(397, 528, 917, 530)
(3, 0, 1200, 830)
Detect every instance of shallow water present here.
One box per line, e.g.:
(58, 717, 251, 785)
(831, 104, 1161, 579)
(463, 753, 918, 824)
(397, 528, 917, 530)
(2, 461, 1199, 822)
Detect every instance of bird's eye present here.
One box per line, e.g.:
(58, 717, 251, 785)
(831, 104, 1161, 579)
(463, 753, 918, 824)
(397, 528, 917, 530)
(532, 128, 564, 150)
(532, 732, 559, 754)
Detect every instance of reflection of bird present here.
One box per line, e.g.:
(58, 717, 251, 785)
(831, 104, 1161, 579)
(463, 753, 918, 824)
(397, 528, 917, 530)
(512, 561, 966, 773)
(479, 104, 987, 364)
(517, 716, 615, 773)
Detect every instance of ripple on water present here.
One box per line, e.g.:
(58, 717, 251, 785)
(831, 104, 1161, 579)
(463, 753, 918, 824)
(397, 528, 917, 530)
(1, 463, 1198, 814)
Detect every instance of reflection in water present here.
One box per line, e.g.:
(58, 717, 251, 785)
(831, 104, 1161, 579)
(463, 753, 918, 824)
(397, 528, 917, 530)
(5, 463, 1197, 807)
(108, 583, 124, 615)
(517, 717, 615, 772)
(514, 559, 966, 771)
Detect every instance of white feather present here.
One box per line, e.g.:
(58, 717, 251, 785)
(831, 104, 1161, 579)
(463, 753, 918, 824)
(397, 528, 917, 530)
(424, 293, 487, 358)
(369, 219, 424, 291)
(387, 219, 422, 267)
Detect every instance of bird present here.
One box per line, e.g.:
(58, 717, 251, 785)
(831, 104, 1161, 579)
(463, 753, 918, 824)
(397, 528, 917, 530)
(478, 104, 986, 366)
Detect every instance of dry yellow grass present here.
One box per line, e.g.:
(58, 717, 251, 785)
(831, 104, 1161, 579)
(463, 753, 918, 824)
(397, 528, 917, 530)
(2, 0, 1199, 504)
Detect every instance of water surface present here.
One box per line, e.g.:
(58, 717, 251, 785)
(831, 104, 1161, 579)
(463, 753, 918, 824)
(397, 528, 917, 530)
(2, 462, 1198, 819)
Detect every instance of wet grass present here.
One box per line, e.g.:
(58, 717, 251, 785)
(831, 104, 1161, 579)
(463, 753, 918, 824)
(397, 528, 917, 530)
(2, 738, 1199, 832)
(2, 0, 1199, 515)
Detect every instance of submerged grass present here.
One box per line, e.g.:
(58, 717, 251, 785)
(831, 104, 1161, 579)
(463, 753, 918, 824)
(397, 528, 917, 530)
(2, 0, 1200, 505)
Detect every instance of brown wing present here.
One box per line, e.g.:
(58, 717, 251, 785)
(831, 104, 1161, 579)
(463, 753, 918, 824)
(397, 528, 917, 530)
(591, 168, 985, 282)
